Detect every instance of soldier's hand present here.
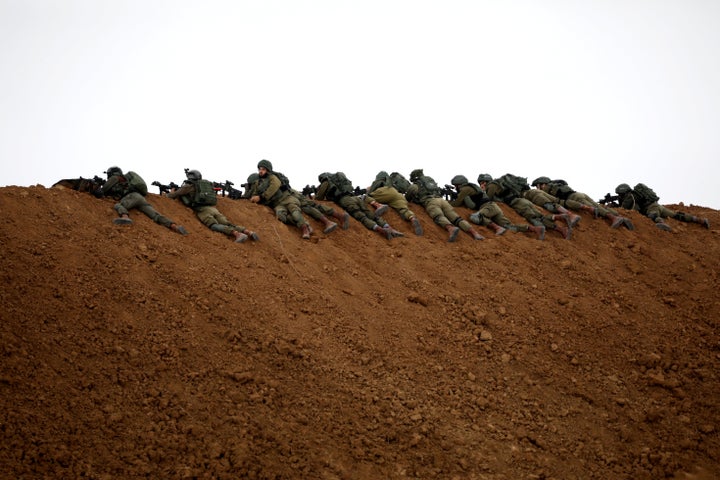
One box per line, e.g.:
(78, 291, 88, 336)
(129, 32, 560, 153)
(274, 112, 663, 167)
(250, 195, 261, 203)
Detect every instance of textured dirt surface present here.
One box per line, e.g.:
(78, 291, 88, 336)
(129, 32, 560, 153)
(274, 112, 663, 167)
(1, 185, 719, 479)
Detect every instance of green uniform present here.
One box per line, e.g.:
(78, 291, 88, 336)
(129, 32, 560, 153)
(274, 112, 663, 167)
(367, 171, 416, 221)
(100, 174, 175, 227)
(486, 181, 556, 229)
(316, 180, 387, 230)
(257, 173, 308, 227)
(406, 176, 472, 232)
(167, 181, 250, 236)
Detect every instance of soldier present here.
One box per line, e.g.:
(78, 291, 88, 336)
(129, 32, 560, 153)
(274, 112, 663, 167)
(94, 166, 187, 235)
(615, 183, 709, 231)
(405, 169, 485, 242)
(449, 174, 506, 235)
(250, 159, 314, 239)
(481, 173, 572, 239)
(315, 172, 403, 240)
(366, 170, 424, 235)
(166, 169, 258, 243)
(531, 177, 634, 230)
(469, 174, 546, 240)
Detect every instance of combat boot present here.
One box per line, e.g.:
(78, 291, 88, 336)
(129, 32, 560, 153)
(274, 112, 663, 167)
(467, 227, 485, 240)
(370, 201, 389, 216)
(243, 228, 260, 241)
(170, 224, 188, 235)
(579, 204, 599, 218)
(606, 213, 625, 229)
(373, 224, 392, 239)
(332, 210, 351, 230)
(554, 223, 572, 240)
(622, 218, 635, 230)
(301, 224, 312, 239)
(233, 230, 249, 243)
(113, 214, 133, 225)
(320, 216, 338, 234)
(556, 206, 581, 227)
(445, 224, 460, 242)
(488, 222, 507, 235)
(692, 216, 710, 229)
(528, 225, 545, 241)
(410, 216, 423, 236)
(384, 225, 404, 238)
(655, 219, 672, 231)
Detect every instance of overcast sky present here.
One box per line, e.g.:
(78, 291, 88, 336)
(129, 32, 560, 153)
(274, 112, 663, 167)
(1, 0, 719, 208)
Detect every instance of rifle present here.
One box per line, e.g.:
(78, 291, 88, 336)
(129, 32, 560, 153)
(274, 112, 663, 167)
(598, 193, 620, 208)
(353, 186, 367, 196)
(53, 175, 106, 193)
(302, 184, 317, 197)
(441, 184, 458, 201)
(212, 180, 244, 200)
(151, 181, 179, 195)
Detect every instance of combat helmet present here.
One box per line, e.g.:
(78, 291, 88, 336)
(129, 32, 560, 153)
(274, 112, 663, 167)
(477, 173, 493, 183)
(246, 173, 259, 184)
(105, 166, 123, 178)
(186, 169, 202, 181)
(257, 159, 273, 171)
(615, 183, 632, 195)
(531, 176, 551, 187)
(409, 169, 424, 182)
(451, 175, 468, 186)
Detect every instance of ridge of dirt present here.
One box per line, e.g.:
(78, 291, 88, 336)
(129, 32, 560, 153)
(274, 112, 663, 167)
(1, 185, 719, 479)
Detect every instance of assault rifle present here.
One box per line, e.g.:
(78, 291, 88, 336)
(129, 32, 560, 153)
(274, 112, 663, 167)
(53, 175, 106, 193)
(302, 184, 317, 197)
(598, 193, 620, 208)
(212, 180, 244, 200)
(442, 184, 458, 201)
(151, 181, 179, 195)
(354, 186, 367, 196)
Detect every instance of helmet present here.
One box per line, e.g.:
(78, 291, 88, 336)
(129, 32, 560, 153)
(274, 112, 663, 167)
(105, 166, 123, 178)
(451, 175, 468, 186)
(615, 183, 632, 195)
(318, 172, 331, 183)
(531, 176, 551, 187)
(186, 169, 202, 181)
(409, 169, 424, 182)
(257, 159, 273, 171)
(477, 173, 493, 183)
(246, 173, 259, 184)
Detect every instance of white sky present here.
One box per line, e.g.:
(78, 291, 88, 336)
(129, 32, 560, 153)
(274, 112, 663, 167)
(1, 0, 719, 207)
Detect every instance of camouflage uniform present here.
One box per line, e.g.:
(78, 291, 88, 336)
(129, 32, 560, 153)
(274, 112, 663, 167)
(253, 160, 312, 238)
(367, 171, 423, 235)
(616, 183, 709, 231)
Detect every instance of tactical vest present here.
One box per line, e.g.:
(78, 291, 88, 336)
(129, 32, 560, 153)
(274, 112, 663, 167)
(547, 182, 575, 200)
(632, 183, 659, 207)
(185, 179, 217, 207)
(390, 172, 411, 194)
(464, 183, 491, 207)
(124, 171, 148, 196)
(414, 175, 442, 202)
(327, 172, 355, 201)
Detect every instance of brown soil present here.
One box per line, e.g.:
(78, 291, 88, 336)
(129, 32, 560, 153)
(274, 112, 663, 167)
(1, 185, 719, 479)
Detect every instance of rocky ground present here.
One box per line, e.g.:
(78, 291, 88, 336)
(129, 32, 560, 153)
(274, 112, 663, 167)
(0, 185, 718, 479)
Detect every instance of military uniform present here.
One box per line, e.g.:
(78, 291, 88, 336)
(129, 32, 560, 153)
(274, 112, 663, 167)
(367, 171, 423, 235)
(97, 166, 186, 234)
(253, 160, 312, 238)
(616, 183, 709, 231)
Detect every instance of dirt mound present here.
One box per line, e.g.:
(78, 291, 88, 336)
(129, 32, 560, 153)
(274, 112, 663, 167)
(1, 185, 719, 479)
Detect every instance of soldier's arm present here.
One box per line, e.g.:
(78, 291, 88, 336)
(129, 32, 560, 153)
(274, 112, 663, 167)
(314, 181, 330, 201)
(166, 182, 194, 199)
(261, 175, 282, 201)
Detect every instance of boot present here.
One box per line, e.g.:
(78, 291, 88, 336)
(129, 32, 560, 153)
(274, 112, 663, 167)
(373, 224, 392, 239)
(622, 218, 635, 230)
(243, 229, 260, 241)
(693, 216, 710, 229)
(488, 222, 507, 235)
(410, 216, 423, 236)
(113, 214, 133, 225)
(320, 216, 338, 234)
(556, 207, 581, 227)
(579, 204, 598, 218)
(528, 225, 545, 241)
(606, 213, 625, 229)
(445, 224, 460, 242)
(332, 210, 351, 230)
(301, 223, 312, 239)
(170, 224, 188, 235)
(384, 225, 404, 238)
(233, 230, 249, 243)
(467, 227, 484, 240)
(554, 223, 572, 240)
(655, 220, 672, 232)
(370, 201, 389, 216)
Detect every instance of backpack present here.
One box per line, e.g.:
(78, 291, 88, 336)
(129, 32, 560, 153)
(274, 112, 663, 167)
(274, 171, 291, 191)
(633, 183, 659, 205)
(415, 175, 442, 199)
(124, 171, 148, 196)
(548, 181, 575, 200)
(495, 173, 529, 197)
(328, 172, 355, 198)
(390, 172, 411, 193)
(190, 179, 217, 207)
